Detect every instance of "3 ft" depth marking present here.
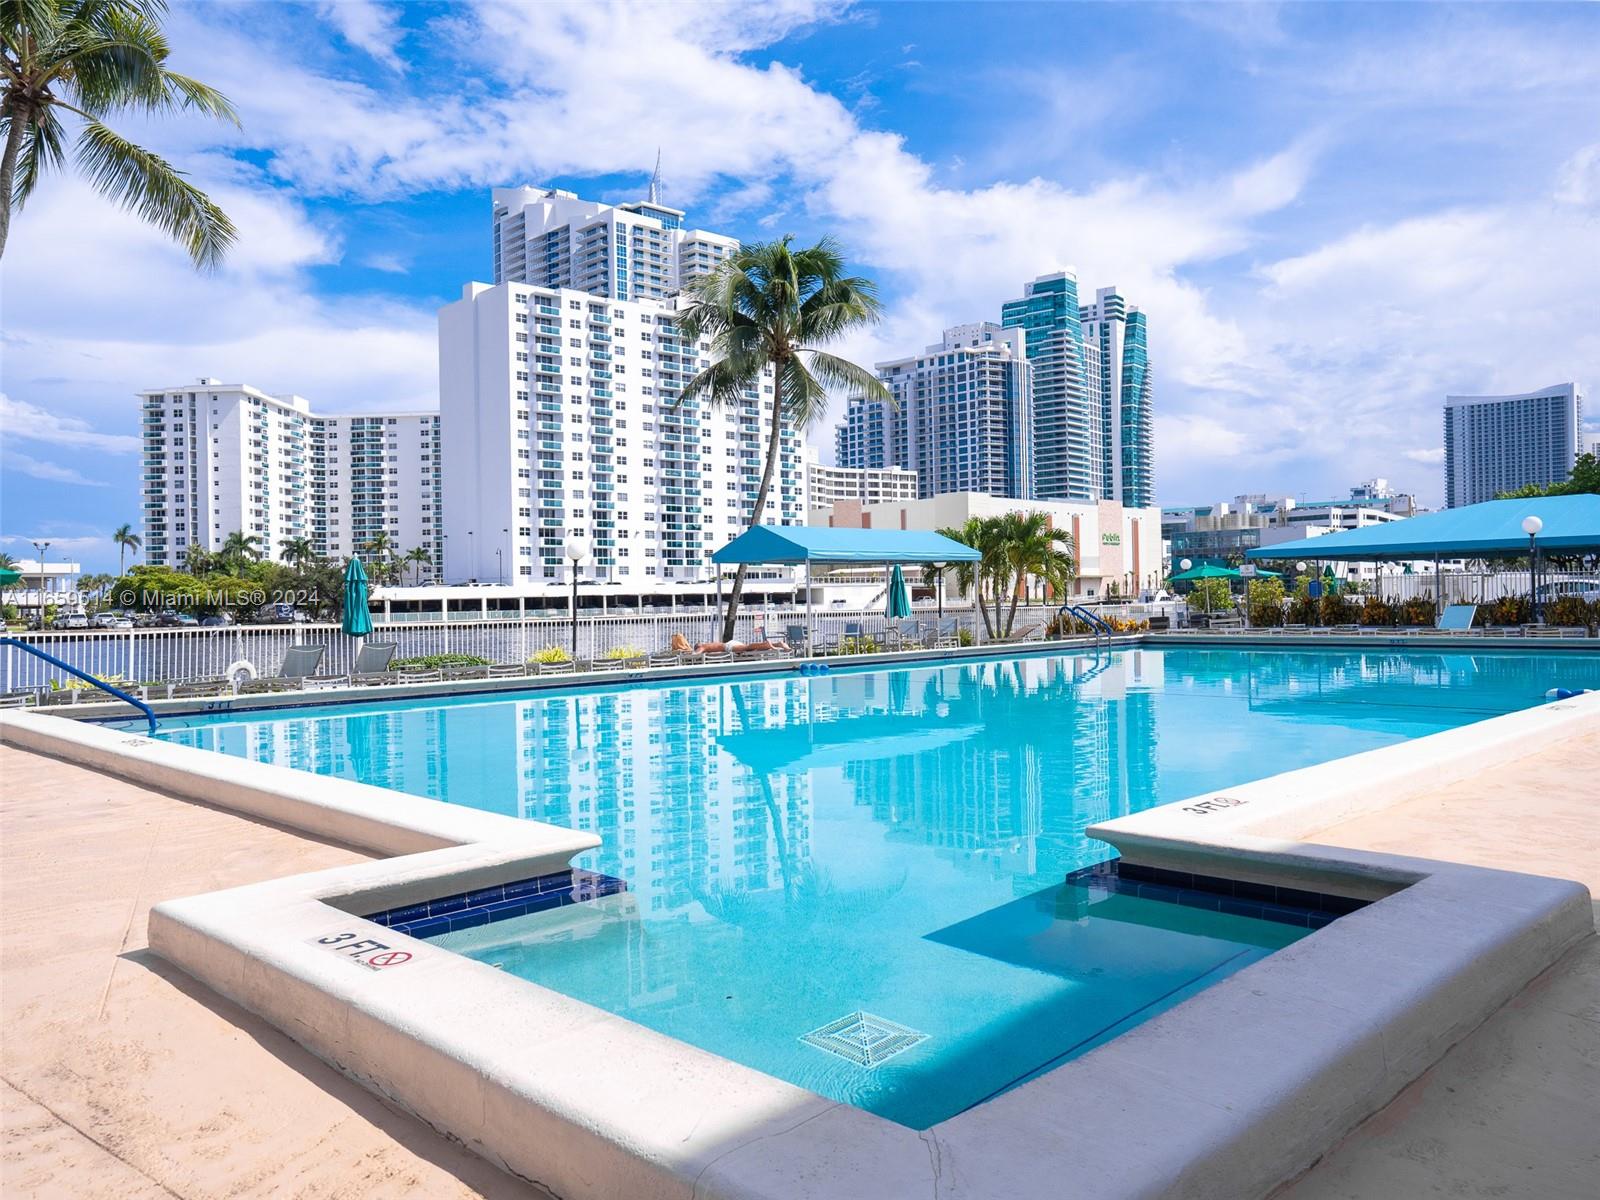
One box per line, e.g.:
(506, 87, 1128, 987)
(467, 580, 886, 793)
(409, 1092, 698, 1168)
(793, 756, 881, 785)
(308, 931, 415, 971)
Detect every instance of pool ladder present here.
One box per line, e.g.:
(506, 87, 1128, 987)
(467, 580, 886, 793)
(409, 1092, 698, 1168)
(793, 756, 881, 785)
(1059, 605, 1114, 638)
(0, 637, 158, 735)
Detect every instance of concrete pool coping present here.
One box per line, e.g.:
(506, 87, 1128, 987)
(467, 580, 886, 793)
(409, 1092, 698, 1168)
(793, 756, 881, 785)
(2, 662, 1596, 1200)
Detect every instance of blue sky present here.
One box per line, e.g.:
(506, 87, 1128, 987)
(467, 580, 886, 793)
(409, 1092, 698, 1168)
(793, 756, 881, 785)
(3, 0, 1597, 571)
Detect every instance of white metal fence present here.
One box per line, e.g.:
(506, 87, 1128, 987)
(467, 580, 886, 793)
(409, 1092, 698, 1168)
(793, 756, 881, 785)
(3, 604, 1084, 691)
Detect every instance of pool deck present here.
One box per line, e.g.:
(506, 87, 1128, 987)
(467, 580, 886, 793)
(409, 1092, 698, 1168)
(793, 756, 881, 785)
(2, 725, 1595, 1199)
(1278, 726, 1600, 1200)
(0, 742, 546, 1200)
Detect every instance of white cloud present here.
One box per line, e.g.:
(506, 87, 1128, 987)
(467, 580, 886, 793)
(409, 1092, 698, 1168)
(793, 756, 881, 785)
(362, 251, 410, 274)
(316, 0, 407, 71)
(1, 450, 109, 487)
(0, 394, 141, 452)
(1555, 143, 1600, 208)
(1404, 448, 1446, 466)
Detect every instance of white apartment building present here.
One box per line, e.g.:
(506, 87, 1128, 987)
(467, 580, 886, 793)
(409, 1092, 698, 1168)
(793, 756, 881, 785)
(819, 491, 1163, 600)
(139, 380, 440, 571)
(437, 281, 805, 586)
(490, 185, 738, 302)
(1444, 383, 1583, 507)
(309, 412, 443, 573)
(837, 322, 1034, 501)
(805, 453, 918, 516)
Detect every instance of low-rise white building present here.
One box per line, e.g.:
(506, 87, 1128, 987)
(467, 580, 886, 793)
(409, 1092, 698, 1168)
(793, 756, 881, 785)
(806, 455, 918, 517)
(816, 491, 1163, 601)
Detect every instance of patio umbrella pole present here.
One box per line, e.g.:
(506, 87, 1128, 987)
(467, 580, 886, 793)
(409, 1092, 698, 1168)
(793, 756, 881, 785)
(805, 561, 813, 658)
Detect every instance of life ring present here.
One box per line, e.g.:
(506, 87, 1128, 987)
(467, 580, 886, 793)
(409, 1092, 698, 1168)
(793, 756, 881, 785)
(226, 659, 258, 686)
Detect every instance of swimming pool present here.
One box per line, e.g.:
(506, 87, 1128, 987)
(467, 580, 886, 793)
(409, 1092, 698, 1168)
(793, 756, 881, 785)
(146, 646, 1600, 1126)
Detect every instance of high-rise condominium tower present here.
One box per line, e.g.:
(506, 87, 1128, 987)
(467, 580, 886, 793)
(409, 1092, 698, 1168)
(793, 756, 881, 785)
(138, 381, 442, 571)
(1444, 383, 1583, 507)
(437, 281, 803, 585)
(998, 273, 1153, 508)
(490, 180, 739, 303)
(1080, 285, 1153, 509)
(836, 323, 1033, 500)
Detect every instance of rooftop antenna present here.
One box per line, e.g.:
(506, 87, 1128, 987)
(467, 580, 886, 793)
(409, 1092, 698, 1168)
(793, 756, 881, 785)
(648, 149, 662, 205)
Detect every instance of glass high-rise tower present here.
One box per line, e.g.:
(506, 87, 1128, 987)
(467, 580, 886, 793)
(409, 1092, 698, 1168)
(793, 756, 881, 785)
(999, 273, 1153, 508)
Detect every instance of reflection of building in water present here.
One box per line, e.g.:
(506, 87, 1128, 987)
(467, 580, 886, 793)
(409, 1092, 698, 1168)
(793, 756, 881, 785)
(509, 681, 814, 921)
(839, 655, 1162, 893)
(193, 707, 449, 800)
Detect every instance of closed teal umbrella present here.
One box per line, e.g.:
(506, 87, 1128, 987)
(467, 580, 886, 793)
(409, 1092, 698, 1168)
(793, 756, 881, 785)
(341, 557, 373, 637)
(886, 564, 912, 620)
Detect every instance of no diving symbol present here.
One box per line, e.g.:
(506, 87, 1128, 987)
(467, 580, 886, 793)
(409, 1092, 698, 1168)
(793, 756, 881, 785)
(309, 931, 417, 971)
(367, 950, 411, 969)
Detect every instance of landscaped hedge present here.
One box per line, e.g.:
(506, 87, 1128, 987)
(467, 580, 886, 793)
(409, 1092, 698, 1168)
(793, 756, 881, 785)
(388, 653, 491, 671)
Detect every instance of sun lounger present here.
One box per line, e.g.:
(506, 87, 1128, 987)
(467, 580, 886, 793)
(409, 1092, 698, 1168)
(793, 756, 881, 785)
(648, 652, 681, 668)
(170, 677, 231, 698)
(278, 644, 325, 680)
(1435, 604, 1477, 632)
(1521, 625, 1590, 638)
(351, 641, 398, 675)
(537, 660, 579, 675)
(442, 664, 491, 680)
(393, 669, 443, 684)
(488, 662, 532, 678)
(0, 689, 36, 708)
(238, 677, 296, 695)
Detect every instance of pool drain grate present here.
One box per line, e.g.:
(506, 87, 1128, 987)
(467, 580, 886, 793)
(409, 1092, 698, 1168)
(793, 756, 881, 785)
(800, 1012, 928, 1067)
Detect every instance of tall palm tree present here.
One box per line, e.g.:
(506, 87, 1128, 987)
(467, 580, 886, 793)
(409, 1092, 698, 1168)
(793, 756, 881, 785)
(677, 235, 890, 641)
(995, 511, 1075, 637)
(1, 0, 239, 265)
(0, 550, 17, 569)
(218, 530, 260, 574)
(361, 532, 395, 584)
(181, 542, 213, 575)
(112, 522, 140, 575)
(278, 535, 315, 570)
(403, 545, 431, 585)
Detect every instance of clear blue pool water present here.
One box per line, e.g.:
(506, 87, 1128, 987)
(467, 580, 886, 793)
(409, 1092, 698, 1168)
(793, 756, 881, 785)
(146, 646, 1600, 1126)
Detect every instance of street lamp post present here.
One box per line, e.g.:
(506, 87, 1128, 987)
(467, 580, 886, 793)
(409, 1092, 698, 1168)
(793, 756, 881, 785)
(500, 527, 508, 587)
(467, 530, 475, 583)
(31, 540, 50, 629)
(564, 534, 589, 659)
(1522, 515, 1544, 625)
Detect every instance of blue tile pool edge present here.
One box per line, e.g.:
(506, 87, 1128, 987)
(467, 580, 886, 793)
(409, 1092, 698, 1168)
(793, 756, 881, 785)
(1064, 861, 1369, 929)
(364, 868, 627, 938)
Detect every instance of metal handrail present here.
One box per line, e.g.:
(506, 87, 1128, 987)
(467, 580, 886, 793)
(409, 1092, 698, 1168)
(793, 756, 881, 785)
(1061, 605, 1114, 637)
(1, 637, 158, 735)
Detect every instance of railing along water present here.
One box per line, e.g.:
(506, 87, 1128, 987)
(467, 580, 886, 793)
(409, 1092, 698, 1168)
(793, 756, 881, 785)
(0, 637, 158, 734)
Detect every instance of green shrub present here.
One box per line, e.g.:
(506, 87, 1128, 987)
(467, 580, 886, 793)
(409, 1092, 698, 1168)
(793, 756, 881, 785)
(1398, 597, 1437, 626)
(1318, 594, 1354, 624)
(1247, 578, 1286, 626)
(1186, 577, 1232, 613)
(388, 653, 490, 671)
(957, 628, 975, 647)
(1481, 595, 1530, 627)
(529, 645, 572, 665)
(1546, 595, 1596, 630)
(601, 644, 644, 661)
(1358, 596, 1397, 626)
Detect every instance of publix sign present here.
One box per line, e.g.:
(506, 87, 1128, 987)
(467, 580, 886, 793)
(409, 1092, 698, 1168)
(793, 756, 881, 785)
(1101, 532, 1121, 546)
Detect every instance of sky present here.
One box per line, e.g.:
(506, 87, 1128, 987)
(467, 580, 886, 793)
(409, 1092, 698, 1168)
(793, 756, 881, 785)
(2, 0, 1598, 572)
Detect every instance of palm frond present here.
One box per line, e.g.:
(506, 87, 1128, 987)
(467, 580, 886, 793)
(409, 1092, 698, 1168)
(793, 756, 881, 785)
(74, 116, 235, 268)
(11, 105, 66, 203)
(803, 349, 891, 404)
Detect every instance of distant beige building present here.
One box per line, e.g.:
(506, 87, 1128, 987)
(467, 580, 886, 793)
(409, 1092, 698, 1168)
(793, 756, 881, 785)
(816, 490, 1162, 601)
(806, 456, 919, 517)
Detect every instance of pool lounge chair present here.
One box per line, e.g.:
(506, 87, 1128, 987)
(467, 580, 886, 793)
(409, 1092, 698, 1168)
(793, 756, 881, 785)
(351, 641, 398, 675)
(1521, 624, 1590, 638)
(278, 644, 325, 680)
(1434, 604, 1478, 632)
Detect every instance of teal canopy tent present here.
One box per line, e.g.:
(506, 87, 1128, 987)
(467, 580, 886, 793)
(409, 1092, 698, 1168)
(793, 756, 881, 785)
(711, 526, 980, 656)
(886, 565, 912, 620)
(341, 557, 374, 638)
(1168, 564, 1281, 582)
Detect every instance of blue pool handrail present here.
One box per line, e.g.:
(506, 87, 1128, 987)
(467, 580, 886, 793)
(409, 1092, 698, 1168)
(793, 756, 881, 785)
(0, 637, 158, 736)
(1059, 605, 1113, 637)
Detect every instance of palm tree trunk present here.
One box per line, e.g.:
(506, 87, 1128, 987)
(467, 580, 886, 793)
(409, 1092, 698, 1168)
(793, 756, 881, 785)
(721, 377, 787, 643)
(1005, 571, 1023, 637)
(0, 103, 26, 261)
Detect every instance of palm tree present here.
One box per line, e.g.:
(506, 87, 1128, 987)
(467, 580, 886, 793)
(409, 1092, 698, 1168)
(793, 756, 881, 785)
(181, 542, 214, 575)
(217, 530, 260, 574)
(403, 545, 432, 585)
(1, 0, 239, 266)
(278, 536, 315, 570)
(112, 522, 141, 575)
(995, 511, 1074, 637)
(0, 550, 17, 569)
(677, 235, 890, 641)
(361, 532, 395, 584)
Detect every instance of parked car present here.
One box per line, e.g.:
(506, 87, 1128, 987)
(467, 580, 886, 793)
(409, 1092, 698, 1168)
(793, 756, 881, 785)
(199, 614, 235, 627)
(94, 612, 134, 630)
(154, 610, 184, 627)
(1535, 578, 1600, 604)
(55, 611, 90, 629)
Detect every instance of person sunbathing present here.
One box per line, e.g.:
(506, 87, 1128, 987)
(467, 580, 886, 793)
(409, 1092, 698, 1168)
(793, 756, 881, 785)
(673, 631, 789, 655)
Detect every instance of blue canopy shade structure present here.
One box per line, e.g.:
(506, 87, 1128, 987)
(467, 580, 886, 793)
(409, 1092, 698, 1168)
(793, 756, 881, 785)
(1246, 496, 1600, 562)
(712, 525, 981, 565)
